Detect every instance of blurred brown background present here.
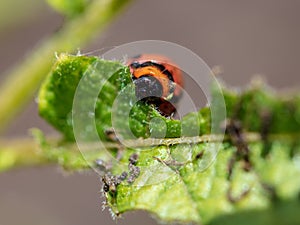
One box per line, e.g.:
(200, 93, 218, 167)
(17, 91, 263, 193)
(0, 0, 299, 225)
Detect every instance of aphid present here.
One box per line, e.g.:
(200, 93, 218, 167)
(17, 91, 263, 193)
(95, 159, 111, 173)
(118, 171, 128, 181)
(102, 174, 117, 194)
(102, 172, 128, 194)
(224, 119, 252, 180)
(128, 153, 139, 165)
(127, 153, 140, 184)
(104, 128, 125, 161)
(195, 151, 204, 160)
(104, 128, 119, 142)
(260, 110, 273, 157)
(127, 166, 140, 184)
(127, 54, 183, 117)
(223, 119, 252, 203)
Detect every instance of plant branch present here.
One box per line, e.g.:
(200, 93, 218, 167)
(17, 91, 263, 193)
(1, 132, 299, 172)
(65, 132, 300, 150)
(0, 138, 48, 172)
(0, 0, 133, 132)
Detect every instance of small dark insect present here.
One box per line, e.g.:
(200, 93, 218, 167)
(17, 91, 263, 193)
(101, 172, 129, 194)
(260, 110, 273, 157)
(102, 174, 117, 194)
(103, 183, 110, 192)
(223, 119, 253, 203)
(118, 171, 128, 181)
(104, 128, 125, 161)
(101, 153, 141, 195)
(95, 159, 111, 172)
(195, 151, 204, 160)
(104, 128, 119, 142)
(127, 166, 140, 184)
(129, 153, 139, 165)
(127, 153, 140, 184)
(224, 119, 252, 180)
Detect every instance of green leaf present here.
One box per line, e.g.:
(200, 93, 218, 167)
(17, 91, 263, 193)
(38, 54, 211, 141)
(38, 54, 300, 225)
(108, 141, 300, 225)
(47, 0, 92, 18)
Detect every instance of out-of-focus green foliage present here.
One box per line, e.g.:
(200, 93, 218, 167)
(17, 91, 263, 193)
(47, 0, 92, 18)
(0, 0, 43, 30)
(0, 0, 132, 132)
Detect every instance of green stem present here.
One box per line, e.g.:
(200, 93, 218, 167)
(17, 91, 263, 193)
(0, 0, 133, 132)
(0, 138, 49, 172)
(1, 132, 299, 173)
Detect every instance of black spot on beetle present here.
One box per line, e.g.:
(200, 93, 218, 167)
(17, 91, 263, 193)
(134, 75, 163, 99)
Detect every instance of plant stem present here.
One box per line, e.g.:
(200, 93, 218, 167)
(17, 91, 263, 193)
(0, 0, 133, 132)
(1, 132, 299, 173)
(0, 138, 48, 172)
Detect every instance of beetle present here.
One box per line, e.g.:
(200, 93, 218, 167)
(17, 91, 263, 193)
(127, 54, 183, 116)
